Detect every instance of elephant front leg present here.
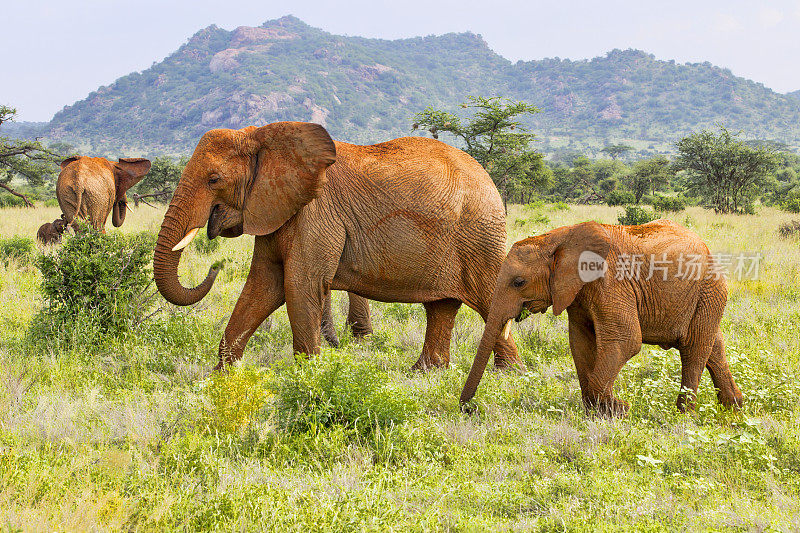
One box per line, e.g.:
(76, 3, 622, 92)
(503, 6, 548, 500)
(578, 317, 642, 417)
(285, 278, 328, 357)
(217, 260, 285, 370)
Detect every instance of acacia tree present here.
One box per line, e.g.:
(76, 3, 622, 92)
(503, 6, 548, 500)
(411, 96, 548, 208)
(601, 144, 634, 160)
(624, 156, 672, 203)
(675, 127, 776, 214)
(0, 105, 61, 206)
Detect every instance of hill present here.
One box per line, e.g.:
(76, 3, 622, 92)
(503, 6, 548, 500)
(41, 15, 800, 154)
(788, 90, 800, 102)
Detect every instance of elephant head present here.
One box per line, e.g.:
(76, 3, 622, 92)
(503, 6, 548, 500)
(460, 221, 611, 404)
(52, 217, 68, 235)
(153, 121, 336, 306)
(111, 158, 151, 227)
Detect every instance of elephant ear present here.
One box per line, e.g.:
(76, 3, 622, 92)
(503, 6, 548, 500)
(60, 156, 80, 169)
(550, 221, 611, 316)
(242, 122, 336, 236)
(114, 158, 151, 202)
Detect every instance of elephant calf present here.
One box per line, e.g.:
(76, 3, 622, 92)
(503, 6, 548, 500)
(36, 217, 68, 245)
(461, 219, 744, 416)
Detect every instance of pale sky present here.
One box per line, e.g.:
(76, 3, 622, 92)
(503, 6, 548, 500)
(4, 0, 800, 122)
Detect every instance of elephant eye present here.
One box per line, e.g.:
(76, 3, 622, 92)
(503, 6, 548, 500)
(512, 277, 526, 288)
(208, 175, 221, 186)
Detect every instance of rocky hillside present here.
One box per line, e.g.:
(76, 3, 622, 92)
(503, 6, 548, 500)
(43, 15, 800, 154)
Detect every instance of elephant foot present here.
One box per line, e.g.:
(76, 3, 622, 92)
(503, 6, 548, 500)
(493, 356, 527, 373)
(717, 389, 744, 410)
(410, 352, 449, 372)
(350, 325, 373, 339)
(585, 396, 629, 418)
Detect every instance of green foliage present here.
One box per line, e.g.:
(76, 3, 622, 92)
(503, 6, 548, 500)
(782, 191, 800, 213)
(132, 155, 187, 196)
(600, 144, 633, 160)
(33, 226, 154, 338)
(193, 231, 221, 255)
(606, 189, 635, 206)
(412, 96, 547, 204)
(618, 205, 658, 225)
(0, 194, 28, 208)
(675, 127, 778, 214)
(202, 367, 272, 434)
(273, 351, 417, 437)
(652, 195, 687, 212)
(0, 105, 64, 207)
(0, 235, 34, 265)
(625, 156, 672, 204)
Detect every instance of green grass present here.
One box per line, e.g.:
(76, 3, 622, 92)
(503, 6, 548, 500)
(0, 204, 799, 530)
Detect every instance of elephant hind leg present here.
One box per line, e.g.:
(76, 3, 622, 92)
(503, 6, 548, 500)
(411, 299, 461, 371)
(705, 329, 743, 409)
(346, 293, 373, 338)
(320, 291, 340, 348)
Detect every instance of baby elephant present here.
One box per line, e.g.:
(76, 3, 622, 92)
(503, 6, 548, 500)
(461, 219, 743, 416)
(36, 217, 68, 245)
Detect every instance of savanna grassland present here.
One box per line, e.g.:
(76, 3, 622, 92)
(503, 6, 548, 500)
(1, 203, 799, 531)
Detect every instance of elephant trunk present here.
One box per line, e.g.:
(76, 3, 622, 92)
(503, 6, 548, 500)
(460, 300, 511, 405)
(112, 199, 126, 227)
(153, 203, 219, 306)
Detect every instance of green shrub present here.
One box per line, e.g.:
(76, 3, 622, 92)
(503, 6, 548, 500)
(33, 226, 154, 338)
(193, 231, 221, 255)
(606, 189, 635, 206)
(652, 195, 687, 213)
(548, 201, 570, 211)
(524, 199, 545, 211)
(0, 194, 27, 208)
(273, 351, 417, 438)
(42, 198, 60, 208)
(0, 236, 35, 265)
(618, 205, 658, 225)
(203, 367, 273, 434)
(782, 194, 800, 213)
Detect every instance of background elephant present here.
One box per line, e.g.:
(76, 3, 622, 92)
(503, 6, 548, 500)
(320, 291, 373, 347)
(36, 217, 68, 245)
(57, 156, 151, 231)
(460, 220, 744, 415)
(153, 121, 521, 371)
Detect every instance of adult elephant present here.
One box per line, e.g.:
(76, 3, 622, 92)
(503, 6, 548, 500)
(460, 220, 744, 416)
(153, 121, 521, 371)
(57, 156, 151, 231)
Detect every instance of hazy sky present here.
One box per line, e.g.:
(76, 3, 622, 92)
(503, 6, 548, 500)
(4, 0, 800, 121)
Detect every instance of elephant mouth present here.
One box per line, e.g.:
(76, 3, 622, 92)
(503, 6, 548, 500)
(207, 203, 244, 239)
(515, 300, 548, 321)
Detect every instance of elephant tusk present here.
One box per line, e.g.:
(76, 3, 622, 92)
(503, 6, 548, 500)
(172, 227, 200, 251)
(502, 319, 513, 340)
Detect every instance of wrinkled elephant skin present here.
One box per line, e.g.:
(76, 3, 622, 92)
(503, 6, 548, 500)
(461, 220, 744, 416)
(56, 156, 151, 231)
(152, 122, 521, 372)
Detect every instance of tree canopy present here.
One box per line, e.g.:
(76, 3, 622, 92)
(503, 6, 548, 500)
(412, 96, 550, 207)
(675, 127, 777, 214)
(0, 105, 64, 206)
